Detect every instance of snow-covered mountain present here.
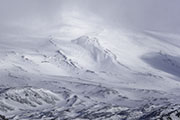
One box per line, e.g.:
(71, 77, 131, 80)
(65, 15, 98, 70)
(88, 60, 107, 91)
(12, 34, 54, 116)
(1, 7, 180, 120)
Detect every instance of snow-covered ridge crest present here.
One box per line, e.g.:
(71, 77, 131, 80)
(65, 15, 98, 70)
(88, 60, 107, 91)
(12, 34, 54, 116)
(71, 36, 101, 48)
(70, 35, 128, 72)
(0, 87, 60, 113)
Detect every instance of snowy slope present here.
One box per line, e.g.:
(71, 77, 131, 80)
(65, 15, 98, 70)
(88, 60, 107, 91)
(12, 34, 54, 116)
(1, 14, 180, 120)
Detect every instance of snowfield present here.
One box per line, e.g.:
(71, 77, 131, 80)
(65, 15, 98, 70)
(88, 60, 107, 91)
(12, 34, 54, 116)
(1, 14, 180, 120)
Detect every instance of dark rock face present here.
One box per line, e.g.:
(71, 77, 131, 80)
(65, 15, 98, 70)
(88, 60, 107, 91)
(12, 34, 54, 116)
(0, 115, 8, 120)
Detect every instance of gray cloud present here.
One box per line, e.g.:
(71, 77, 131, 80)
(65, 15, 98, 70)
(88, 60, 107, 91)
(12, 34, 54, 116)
(0, 0, 180, 35)
(74, 0, 180, 33)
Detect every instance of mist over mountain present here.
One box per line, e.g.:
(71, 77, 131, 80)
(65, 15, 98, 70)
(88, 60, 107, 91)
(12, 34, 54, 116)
(1, 0, 180, 120)
(1, 0, 180, 34)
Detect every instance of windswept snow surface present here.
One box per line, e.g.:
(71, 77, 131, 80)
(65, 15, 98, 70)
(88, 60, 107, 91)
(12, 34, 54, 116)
(1, 15, 180, 120)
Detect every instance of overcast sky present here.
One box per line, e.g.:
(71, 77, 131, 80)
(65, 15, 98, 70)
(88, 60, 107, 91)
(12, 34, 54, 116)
(0, 0, 180, 34)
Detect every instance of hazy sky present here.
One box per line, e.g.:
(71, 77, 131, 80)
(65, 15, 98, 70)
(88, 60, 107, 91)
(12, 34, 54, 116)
(0, 0, 180, 34)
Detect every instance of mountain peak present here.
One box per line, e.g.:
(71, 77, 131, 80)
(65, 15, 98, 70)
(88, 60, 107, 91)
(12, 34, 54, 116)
(71, 36, 101, 48)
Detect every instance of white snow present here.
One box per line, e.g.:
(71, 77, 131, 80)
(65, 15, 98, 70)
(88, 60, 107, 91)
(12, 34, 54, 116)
(0, 10, 180, 120)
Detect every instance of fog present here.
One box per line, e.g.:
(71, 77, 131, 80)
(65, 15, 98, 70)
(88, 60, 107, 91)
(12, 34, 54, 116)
(0, 0, 180, 34)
